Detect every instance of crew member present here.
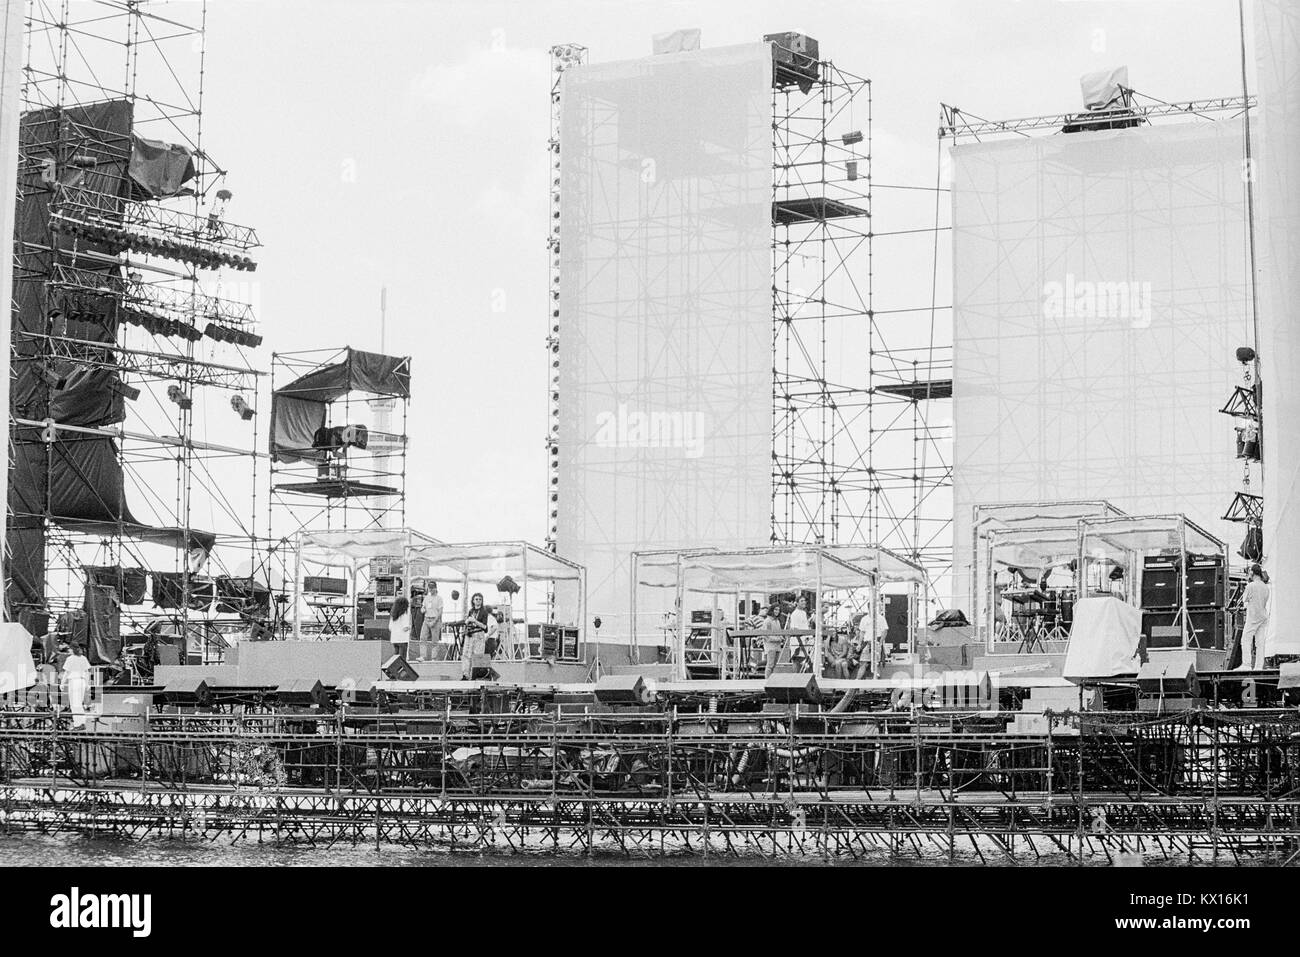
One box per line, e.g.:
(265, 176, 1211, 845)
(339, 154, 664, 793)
(1240, 563, 1270, 670)
(388, 596, 412, 659)
(762, 605, 786, 678)
(62, 642, 92, 728)
(419, 582, 445, 662)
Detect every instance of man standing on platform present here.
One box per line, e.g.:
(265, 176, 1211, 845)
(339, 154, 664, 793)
(419, 582, 444, 662)
(762, 605, 786, 678)
(1240, 563, 1271, 670)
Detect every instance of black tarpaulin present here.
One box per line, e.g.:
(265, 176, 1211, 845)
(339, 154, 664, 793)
(84, 565, 148, 605)
(128, 135, 195, 199)
(7, 101, 134, 631)
(269, 348, 411, 462)
(84, 582, 122, 665)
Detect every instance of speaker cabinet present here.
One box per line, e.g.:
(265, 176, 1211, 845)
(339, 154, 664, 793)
(1141, 609, 1225, 650)
(594, 674, 651, 705)
(1140, 559, 1180, 609)
(764, 672, 822, 704)
(1137, 652, 1199, 695)
(381, 655, 419, 682)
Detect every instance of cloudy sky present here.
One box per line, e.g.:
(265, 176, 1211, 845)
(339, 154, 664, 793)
(175, 0, 1255, 545)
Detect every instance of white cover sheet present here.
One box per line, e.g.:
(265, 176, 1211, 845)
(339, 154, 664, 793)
(1063, 596, 1142, 680)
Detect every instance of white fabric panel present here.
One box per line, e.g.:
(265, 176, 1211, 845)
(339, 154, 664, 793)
(1256, 0, 1300, 655)
(557, 43, 774, 642)
(1063, 596, 1142, 680)
(951, 121, 1250, 613)
(0, 622, 37, 693)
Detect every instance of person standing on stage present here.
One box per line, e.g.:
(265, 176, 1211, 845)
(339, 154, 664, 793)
(388, 596, 412, 659)
(787, 595, 811, 632)
(762, 605, 786, 678)
(419, 582, 445, 662)
(62, 642, 92, 728)
(461, 592, 492, 675)
(1240, 563, 1271, 670)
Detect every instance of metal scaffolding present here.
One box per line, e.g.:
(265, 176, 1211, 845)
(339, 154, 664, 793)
(8, 0, 265, 653)
(771, 47, 953, 610)
(1, 701, 1296, 863)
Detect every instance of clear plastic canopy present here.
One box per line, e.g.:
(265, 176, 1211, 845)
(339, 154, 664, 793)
(404, 541, 585, 583)
(635, 545, 926, 593)
(296, 527, 439, 567)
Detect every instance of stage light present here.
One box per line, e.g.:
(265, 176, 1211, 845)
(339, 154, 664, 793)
(231, 394, 255, 421)
(166, 384, 192, 410)
(840, 130, 863, 145)
(1236, 346, 1257, 364)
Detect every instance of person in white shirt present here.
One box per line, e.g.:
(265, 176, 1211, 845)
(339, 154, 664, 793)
(786, 596, 813, 670)
(419, 583, 445, 662)
(787, 596, 811, 631)
(62, 643, 92, 728)
(1240, 563, 1270, 670)
(388, 596, 412, 659)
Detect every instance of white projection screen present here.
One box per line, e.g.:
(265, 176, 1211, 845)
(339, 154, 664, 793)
(951, 120, 1251, 610)
(1256, 0, 1300, 655)
(556, 43, 773, 644)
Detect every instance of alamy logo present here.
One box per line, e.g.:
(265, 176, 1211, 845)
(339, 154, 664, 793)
(594, 404, 710, 459)
(1042, 273, 1152, 328)
(49, 887, 151, 938)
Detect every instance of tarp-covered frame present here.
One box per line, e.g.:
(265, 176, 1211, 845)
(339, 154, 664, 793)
(270, 347, 411, 464)
(982, 524, 1085, 651)
(970, 500, 1125, 643)
(404, 540, 588, 664)
(1077, 514, 1230, 651)
(291, 527, 439, 639)
(630, 545, 926, 680)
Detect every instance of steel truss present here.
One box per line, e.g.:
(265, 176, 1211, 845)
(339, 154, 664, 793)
(1, 705, 1296, 862)
(939, 92, 1255, 142)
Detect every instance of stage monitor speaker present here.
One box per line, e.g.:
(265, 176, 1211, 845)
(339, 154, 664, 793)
(276, 679, 326, 706)
(163, 677, 210, 707)
(1136, 653, 1198, 696)
(594, 674, 651, 705)
(1278, 662, 1300, 690)
(381, 655, 419, 682)
(467, 655, 498, 681)
(764, 672, 822, 704)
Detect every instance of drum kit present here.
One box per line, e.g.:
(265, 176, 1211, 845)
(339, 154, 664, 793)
(999, 585, 1074, 653)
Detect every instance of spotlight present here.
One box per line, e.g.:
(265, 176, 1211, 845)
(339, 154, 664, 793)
(231, 394, 255, 421)
(166, 384, 192, 410)
(1236, 346, 1257, 364)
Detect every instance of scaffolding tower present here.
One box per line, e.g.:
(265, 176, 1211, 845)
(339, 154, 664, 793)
(769, 40, 953, 597)
(8, 0, 265, 658)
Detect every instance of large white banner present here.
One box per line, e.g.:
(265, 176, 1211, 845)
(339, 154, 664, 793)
(951, 120, 1250, 610)
(556, 43, 773, 642)
(1257, 0, 1300, 655)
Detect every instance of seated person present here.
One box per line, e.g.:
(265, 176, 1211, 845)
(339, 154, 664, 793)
(826, 633, 852, 679)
